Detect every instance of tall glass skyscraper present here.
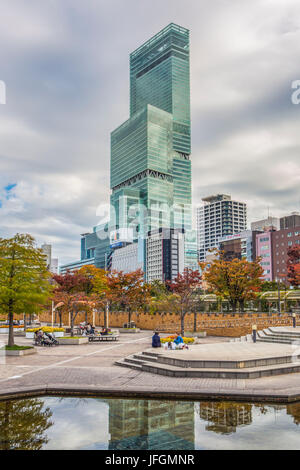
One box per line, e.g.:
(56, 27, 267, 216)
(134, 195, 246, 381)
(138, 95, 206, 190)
(110, 23, 197, 270)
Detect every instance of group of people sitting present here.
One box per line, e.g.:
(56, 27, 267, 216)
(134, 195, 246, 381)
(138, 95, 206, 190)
(80, 322, 110, 336)
(152, 331, 189, 350)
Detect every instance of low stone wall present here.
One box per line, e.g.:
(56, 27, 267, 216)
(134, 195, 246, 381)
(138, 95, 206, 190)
(38, 310, 297, 338)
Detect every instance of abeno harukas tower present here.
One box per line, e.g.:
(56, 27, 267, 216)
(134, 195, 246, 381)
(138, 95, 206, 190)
(110, 24, 197, 269)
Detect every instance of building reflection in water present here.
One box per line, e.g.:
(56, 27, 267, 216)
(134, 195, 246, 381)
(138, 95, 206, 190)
(108, 399, 195, 450)
(198, 402, 253, 434)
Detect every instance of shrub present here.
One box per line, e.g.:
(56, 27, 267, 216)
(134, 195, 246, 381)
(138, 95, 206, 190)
(160, 336, 195, 344)
(26, 327, 64, 333)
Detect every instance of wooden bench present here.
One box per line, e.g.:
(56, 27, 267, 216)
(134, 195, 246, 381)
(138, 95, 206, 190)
(88, 334, 119, 342)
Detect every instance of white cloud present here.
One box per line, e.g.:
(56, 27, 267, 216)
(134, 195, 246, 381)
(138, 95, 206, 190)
(0, 0, 299, 264)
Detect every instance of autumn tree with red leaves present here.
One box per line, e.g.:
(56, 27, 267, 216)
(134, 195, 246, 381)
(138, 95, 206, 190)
(167, 268, 202, 336)
(52, 271, 90, 336)
(287, 245, 300, 287)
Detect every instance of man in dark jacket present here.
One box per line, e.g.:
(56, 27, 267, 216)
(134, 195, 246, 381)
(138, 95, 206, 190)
(152, 331, 161, 348)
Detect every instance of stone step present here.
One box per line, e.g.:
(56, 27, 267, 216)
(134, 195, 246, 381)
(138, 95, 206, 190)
(124, 357, 147, 366)
(115, 359, 142, 371)
(117, 357, 300, 379)
(134, 354, 158, 363)
(257, 337, 296, 345)
(268, 328, 300, 337)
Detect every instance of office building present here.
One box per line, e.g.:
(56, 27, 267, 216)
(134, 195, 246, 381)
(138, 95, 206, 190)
(251, 216, 280, 232)
(197, 194, 247, 262)
(110, 24, 196, 271)
(146, 228, 185, 282)
(219, 230, 260, 262)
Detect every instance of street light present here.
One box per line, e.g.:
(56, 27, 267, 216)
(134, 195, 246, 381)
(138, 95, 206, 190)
(292, 312, 296, 328)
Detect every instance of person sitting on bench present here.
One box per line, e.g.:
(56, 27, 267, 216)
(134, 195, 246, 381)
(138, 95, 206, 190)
(100, 327, 109, 336)
(152, 331, 161, 348)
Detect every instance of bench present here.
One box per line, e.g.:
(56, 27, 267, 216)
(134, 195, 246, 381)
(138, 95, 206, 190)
(88, 334, 119, 342)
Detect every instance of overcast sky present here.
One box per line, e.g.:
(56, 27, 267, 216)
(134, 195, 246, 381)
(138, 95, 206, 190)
(0, 0, 299, 264)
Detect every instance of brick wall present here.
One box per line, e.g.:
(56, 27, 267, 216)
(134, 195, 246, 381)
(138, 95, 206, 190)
(39, 310, 297, 337)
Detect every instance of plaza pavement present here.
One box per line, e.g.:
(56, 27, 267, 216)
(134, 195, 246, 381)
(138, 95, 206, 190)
(2, 331, 300, 402)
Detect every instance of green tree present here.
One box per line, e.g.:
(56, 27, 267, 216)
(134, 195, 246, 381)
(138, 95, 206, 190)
(0, 234, 51, 347)
(0, 398, 52, 450)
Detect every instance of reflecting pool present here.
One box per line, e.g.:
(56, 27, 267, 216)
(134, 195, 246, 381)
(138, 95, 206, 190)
(0, 397, 300, 450)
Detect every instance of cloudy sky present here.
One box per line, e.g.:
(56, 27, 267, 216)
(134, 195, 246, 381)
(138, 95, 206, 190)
(0, 0, 299, 264)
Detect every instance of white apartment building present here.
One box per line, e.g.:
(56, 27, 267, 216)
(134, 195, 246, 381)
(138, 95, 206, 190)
(197, 194, 247, 262)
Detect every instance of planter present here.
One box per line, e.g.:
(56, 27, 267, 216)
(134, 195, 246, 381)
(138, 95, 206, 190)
(4, 347, 37, 356)
(185, 331, 207, 338)
(26, 331, 64, 339)
(119, 328, 141, 333)
(0, 328, 24, 334)
(58, 337, 89, 345)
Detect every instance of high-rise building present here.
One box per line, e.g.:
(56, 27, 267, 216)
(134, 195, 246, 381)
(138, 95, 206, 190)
(146, 228, 185, 282)
(110, 24, 197, 271)
(41, 243, 58, 274)
(197, 195, 247, 262)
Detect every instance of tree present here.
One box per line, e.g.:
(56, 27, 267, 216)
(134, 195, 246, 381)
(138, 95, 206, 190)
(287, 245, 300, 287)
(167, 268, 202, 336)
(52, 271, 89, 336)
(0, 234, 51, 347)
(200, 254, 264, 313)
(78, 265, 108, 323)
(106, 269, 150, 325)
(0, 398, 53, 450)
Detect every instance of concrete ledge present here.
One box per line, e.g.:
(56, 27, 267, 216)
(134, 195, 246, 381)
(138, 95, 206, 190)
(1, 384, 300, 403)
(59, 337, 89, 345)
(4, 347, 37, 356)
(119, 328, 141, 333)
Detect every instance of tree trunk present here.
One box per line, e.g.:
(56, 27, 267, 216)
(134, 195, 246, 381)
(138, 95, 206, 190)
(23, 313, 27, 332)
(230, 300, 237, 313)
(240, 299, 245, 313)
(70, 311, 74, 337)
(128, 308, 132, 326)
(180, 310, 185, 337)
(193, 312, 197, 332)
(8, 299, 14, 348)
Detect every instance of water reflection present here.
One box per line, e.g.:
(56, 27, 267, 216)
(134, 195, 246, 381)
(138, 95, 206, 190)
(198, 402, 252, 434)
(0, 397, 300, 450)
(0, 399, 52, 450)
(108, 400, 195, 450)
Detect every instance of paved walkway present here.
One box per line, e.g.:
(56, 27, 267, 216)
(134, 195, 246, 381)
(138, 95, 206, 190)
(2, 331, 300, 402)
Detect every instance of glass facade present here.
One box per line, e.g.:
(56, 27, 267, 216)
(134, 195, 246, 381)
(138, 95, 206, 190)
(110, 23, 197, 270)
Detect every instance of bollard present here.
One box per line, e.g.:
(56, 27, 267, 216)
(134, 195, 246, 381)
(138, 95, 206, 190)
(292, 313, 296, 329)
(252, 324, 257, 343)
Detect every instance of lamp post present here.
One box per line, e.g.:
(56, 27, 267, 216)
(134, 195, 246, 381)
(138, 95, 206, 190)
(292, 312, 296, 328)
(276, 277, 281, 314)
(252, 324, 257, 343)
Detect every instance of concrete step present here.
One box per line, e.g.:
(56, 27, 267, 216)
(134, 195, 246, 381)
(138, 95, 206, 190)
(133, 354, 158, 363)
(117, 357, 300, 379)
(269, 328, 300, 337)
(124, 357, 147, 366)
(257, 337, 296, 345)
(115, 359, 142, 371)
